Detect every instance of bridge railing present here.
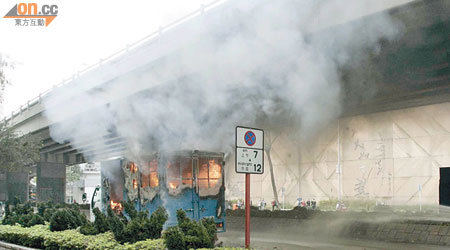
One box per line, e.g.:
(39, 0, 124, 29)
(2, 0, 227, 124)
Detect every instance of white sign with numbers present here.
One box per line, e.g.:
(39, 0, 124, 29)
(236, 126, 264, 174)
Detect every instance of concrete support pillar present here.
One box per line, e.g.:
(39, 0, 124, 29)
(5, 171, 29, 202)
(37, 162, 66, 203)
(0, 172, 7, 201)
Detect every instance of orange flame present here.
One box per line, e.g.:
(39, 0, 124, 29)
(141, 159, 159, 188)
(150, 172, 159, 187)
(198, 163, 209, 188)
(129, 162, 138, 173)
(110, 200, 123, 211)
(209, 160, 222, 187)
(169, 181, 179, 189)
(133, 179, 138, 189)
(150, 159, 158, 187)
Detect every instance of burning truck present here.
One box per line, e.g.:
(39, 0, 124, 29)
(101, 150, 226, 231)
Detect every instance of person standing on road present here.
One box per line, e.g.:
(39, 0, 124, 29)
(271, 200, 279, 211)
(296, 197, 302, 207)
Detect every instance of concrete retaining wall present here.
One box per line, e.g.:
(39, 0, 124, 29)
(345, 221, 450, 246)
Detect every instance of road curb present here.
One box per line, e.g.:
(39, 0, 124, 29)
(0, 241, 38, 250)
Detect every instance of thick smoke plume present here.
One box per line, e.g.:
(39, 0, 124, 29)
(44, 0, 402, 162)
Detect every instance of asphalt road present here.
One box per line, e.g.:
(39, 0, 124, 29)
(219, 230, 450, 250)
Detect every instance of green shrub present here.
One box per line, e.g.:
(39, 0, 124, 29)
(68, 207, 88, 227)
(317, 199, 377, 211)
(108, 211, 127, 243)
(147, 207, 168, 239)
(121, 239, 165, 250)
(80, 221, 98, 235)
(165, 209, 217, 250)
(93, 207, 109, 233)
(196, 248, 247, 250)
(0, 224, 47, 249)
(4, 200, 11, 216)
(11, 197, 21, 206)
(127, 219, 143, 243)
(201, 217, 218, 247)
(122, 200, 138, 219)
(318, 199, 338, 210)
(17, 213, 45, 227)
(2, 213, 18, 225)
(50, 209, 72, 231)
(0, 224, 164, 250)
(43, 208, 57, 222)
(163, 226, 186, 250)
(37, 202, 47, 216)
(107, 203, 168, 244)
(2, 201, 44, 227)
(226, 205, 313, 219)
(184, 225, 211, 249)
(86, 232, 120, 250)
(49, 208, 87, 231)
(55, 203, 64, 209)
(12, 202, 34, 215)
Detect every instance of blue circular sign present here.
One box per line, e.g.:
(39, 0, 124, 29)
(244, 131, 256, 146)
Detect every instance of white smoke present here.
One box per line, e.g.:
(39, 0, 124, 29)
(43, 0, 403, 162)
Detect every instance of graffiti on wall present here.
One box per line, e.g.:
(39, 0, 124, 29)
(353, 139, 393, 198)
(354, 164, 372, 197)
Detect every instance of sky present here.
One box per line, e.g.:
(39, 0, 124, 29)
(0, 0, 217, 118)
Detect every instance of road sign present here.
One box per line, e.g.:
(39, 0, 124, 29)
(236, 127, 263, 149)
(236, 126, 264, 174)
(236, 126, 264, 249)
(244, 131, 256, 146)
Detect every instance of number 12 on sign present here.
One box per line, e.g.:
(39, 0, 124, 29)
(236, 147, 264, 174)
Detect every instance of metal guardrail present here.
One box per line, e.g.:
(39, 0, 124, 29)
(1, 0, 227, 124)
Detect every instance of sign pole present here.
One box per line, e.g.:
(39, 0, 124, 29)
(245, 173, 250, 249)
(419, 184, 422, 212)
(235, 126, 264, 250)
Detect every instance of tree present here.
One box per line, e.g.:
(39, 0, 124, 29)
(0, 122, 41, 172)
(66, 164, 82, 203)
(0, 54, 13, 118)
(66, 165, 82, 183)
(0, 54, 40, 172)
